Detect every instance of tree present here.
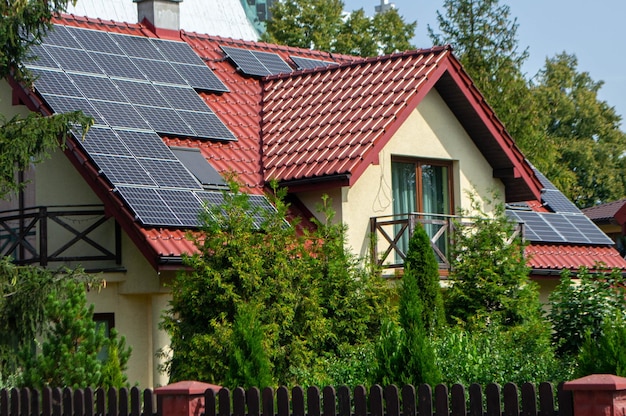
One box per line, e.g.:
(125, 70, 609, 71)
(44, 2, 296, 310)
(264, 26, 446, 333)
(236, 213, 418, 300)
(262, 0, 416, 57)
(0, 0, 92, 198)
(161, 183, 391, 387)
(530, 53, 626, 207)
(19, 278, 131, 389)
(445, 196, 541, 327)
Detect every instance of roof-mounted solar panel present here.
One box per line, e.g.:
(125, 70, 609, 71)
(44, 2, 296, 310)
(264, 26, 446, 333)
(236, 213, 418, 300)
(172, 63, 229, 92)
(542, 189, 580, 214)
(68, 27, 124, 55)
(221, 45, 293, 77)
(290, 55, 338, 70)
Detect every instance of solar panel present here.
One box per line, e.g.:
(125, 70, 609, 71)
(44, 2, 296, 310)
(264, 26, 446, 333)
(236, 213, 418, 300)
(220, 46, 271, 77)
(135, 105, 196, 137)
(172, 63, 229, 92)
(132, 58, 187, 85)
(70, 74, 127, 102)
(114, 80, 165, 107)
(151, 38, 204, 65)
(171, 147, 227, 189)
(26, 45, 59, 69)
(110, 33, 164, 60)
(251, 50, 293, 75)
(90, 154, 156, 187)
(532, 166, 558, 190)
(45, 46, 104, 75)
(68, 27, 123, 55)
(74, 127, 132, 157)
(290, 55, 338, 70)
(89, 53, 145, 81)
(116, 186, 181, 226)
(156, 84, 210, 112)
(139, 159, 201, 189)
(116, 130, 176, 160)
(506, 210, 542, 241)
(31, 68, 82, 96)
(566, 215, 614, 245)
(41, 94, 106, 124)
(542, 189, 580, 214)
(156, 188, 205, 226)
(508, 210, 565, 243)
(178, 111, 236, 141)
(90, 101, 151, 130)
(42, 25, 81, 49)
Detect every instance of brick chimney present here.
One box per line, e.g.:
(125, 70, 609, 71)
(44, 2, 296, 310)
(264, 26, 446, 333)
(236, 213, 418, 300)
(134, 0, 182, 31)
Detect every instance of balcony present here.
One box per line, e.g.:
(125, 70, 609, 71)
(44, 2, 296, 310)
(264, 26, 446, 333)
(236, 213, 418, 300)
(0, 205, 121, 271)
(369, 212, 523, 276)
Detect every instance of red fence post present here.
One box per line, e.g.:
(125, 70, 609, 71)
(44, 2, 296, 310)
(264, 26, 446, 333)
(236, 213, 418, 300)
(563, 374, 626, 416)
(155, 381, 221, 416)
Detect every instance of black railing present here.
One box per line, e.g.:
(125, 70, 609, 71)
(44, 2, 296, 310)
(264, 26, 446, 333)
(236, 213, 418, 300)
(0, 205, 121, 268)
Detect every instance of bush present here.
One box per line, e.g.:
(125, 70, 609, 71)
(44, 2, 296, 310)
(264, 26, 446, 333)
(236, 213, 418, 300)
(576, 313, 626, 377)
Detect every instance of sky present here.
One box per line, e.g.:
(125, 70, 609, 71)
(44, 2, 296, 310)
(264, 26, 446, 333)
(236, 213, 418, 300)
(343, 0, 626, 127)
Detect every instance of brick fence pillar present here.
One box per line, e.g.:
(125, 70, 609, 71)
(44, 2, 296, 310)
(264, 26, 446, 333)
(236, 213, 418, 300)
(564, 374, 626, 416)
(155, 381, 221, 416)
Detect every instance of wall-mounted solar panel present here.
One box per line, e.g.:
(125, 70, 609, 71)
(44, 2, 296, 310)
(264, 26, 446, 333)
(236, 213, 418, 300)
(221, 46, 271, 76)
(68, 27, 123, 55)
(172, 63, 229, 92)
(251, 50, 293, 75)
(542, 189, 580, 214)
(290, 55, 338, 70)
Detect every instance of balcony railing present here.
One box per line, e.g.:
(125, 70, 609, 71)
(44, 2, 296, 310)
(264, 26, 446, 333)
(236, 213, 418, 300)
(0, 205, 121, 269)
(369, 212, 523, 275)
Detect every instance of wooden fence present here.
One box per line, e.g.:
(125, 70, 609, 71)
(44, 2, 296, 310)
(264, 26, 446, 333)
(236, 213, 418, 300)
(0, 382, 572, 416)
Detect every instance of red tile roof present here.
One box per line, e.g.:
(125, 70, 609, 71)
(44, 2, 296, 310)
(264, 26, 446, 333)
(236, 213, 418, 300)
(14, 14, 620, 275)
(526, 243, 626, 273)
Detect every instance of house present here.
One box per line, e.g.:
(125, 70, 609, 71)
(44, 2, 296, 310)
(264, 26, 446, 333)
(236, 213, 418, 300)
(583, 198, 626, 258)
(2, 0, 625, 387)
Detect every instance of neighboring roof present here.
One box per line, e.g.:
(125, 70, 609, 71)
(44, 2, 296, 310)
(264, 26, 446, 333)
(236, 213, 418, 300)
(583, 198, 626, 225)
(526, 244, 626, 273)
(65, 0, 259, 41)
(13, 13, 615, 274)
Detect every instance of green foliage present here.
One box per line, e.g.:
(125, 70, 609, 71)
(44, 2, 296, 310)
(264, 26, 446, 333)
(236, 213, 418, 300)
(445, 197, 541, 327)
(225, 303, 273, 389)
(433, 322, 569, 386)
(375, 225, 442, 387)
(262, 0, 416, 57)
(19, 279, 131, 389)
(162, 183, 392, 387)
(101, 329, 132, 389)
(0, 0, 93, 198)
(548, 268, 626, 357)
(403, 223, 445, 332)
(576, 314, 626, 377)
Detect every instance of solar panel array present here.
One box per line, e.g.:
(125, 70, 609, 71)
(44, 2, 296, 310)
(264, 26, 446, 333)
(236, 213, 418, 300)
(506, 210, 613, 245)
(27, 25, 235, 141)
(221, 45, 293, 76)
(290, 55, 338, 70)
(24, 25, 277, 228)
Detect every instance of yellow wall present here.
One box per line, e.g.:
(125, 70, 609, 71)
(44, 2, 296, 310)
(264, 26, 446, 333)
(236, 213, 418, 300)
(296, 89, 505, 259)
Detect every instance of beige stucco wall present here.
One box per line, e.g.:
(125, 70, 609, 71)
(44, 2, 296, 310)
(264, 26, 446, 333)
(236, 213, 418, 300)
(296, 89, 505, 260)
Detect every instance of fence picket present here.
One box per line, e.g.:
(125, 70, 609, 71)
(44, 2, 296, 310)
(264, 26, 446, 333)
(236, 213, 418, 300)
(322, 386, 336, 416)
(537, 383, 555, 416)
(41, 387, 52, 416)
(521, 383, 537, 416)
(1, 388, 7, 416)
(247, 388, 260, 416)
(74, 389, 85, 416)
(108, 387, 118, 416)
(95, 388, 105, 416)
(485, 383, 501, 416)
(232, 387, 245, 416)
(292, 387, 305, 416)
(503, 383, 519, 416)
(384, 385, 400, 416)
(142, 388, 154, 416)
(468, 384, 482, 416)
(19, 388, 29, 416)
(450, 384, 466, 416)
(353, 386, 366, 416)
(9, 388, 18, 416)
(433, 384, 448, 416)
(402, 384, 417, 416)
(218, 388, 230, 416)
(262, 388, 274, 416)
(129, 387, 141, 416)
(30, 388, 39, 416)
(557, 383, 573, 416)
(277, 387, 289, 416)
(51, 387, 62, 416)
(307, 387, 320, 416)
(370, 386, 384, 416)
(336, 386, 350, 416)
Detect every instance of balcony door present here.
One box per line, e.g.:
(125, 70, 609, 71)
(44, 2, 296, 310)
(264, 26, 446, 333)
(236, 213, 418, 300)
(391, 159, 452, 262)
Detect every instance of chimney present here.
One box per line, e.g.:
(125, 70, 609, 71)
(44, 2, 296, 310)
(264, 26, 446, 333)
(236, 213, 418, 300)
(134, 0, 182, 31)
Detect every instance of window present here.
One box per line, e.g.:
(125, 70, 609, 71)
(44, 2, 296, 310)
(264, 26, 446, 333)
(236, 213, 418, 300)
(170, 147, 228, 190)
(391, 159, 453, 262)
(93, 313, 115, 361)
